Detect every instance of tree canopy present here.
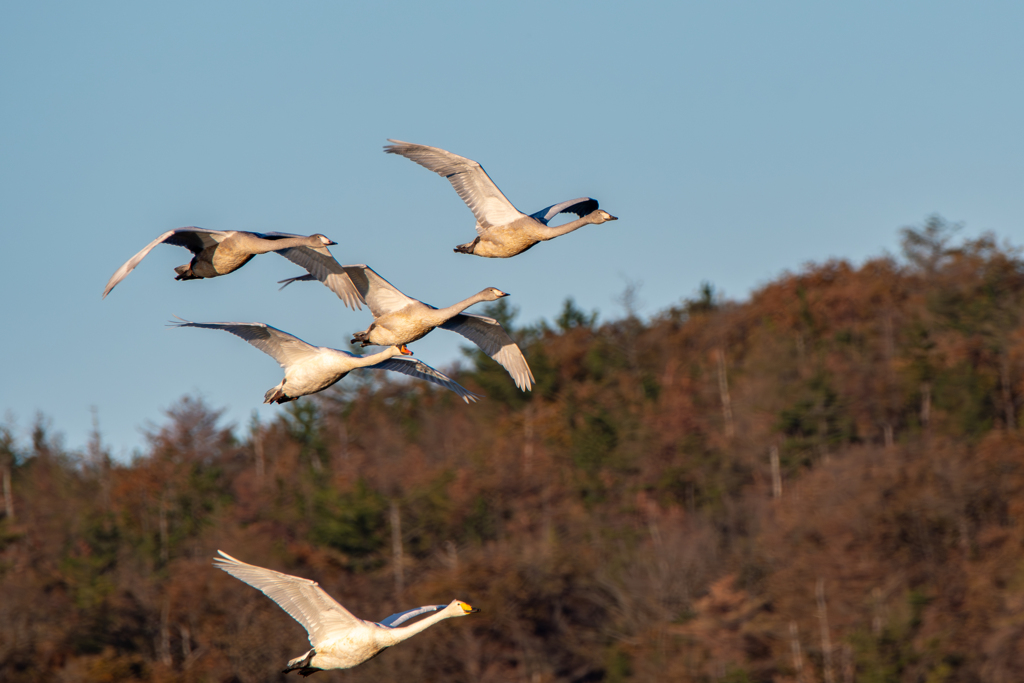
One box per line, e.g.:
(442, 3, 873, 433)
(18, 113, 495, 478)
(4, 219, 1024, 682)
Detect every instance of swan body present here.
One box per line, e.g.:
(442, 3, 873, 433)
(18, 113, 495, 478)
(279, 264, 535, 391)
(172, 319, 480, 403)
(103, 228, 362, 308)
(213, 550, 478, 676)
(384, 139, 617, 258)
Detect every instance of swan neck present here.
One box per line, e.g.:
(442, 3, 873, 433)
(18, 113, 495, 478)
(537, 215, 592, 239)
(385, 609, 455, 643)
(248, 236, 313, 254)
(357, 346, 401, 367)
(437, 291, 490, 318)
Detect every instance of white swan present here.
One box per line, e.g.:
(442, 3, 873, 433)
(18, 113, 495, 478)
(171, 319, 480, 403)
(385, 139, 617, 258)
(279, 264, 535, 391)
(213, 550, 479, 676)
(102, 228, 362, 309)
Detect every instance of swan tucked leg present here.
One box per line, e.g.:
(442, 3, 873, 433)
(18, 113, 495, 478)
(264, 380, 292, 404)
(283, 648, 320, 677)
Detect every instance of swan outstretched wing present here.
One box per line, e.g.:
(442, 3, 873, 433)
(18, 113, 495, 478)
(270, 244, 364, 311)
(529, 197, 599, 225)
(378, 605, 447, 628)
(171, 319, 321, 367)
(339, 264, 419, 318)
(102, 227, 230, 298)
(440, 314, 535, 391)
(369, 357, 482, 403)
(214, 551, 360, 646)
(385, 139, 525, 231)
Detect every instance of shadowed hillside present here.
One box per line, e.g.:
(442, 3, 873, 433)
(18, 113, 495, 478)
(4, 217, 1024, 682)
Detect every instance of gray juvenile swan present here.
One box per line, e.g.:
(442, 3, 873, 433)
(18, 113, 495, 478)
(102, 228, 362, 309)
(280, 263, 535, 391)
(213, 550, 479, 676)
(172, 319, 480, 404)
(385, 139, 617, 258)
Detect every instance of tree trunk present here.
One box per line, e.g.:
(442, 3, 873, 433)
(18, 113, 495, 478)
(920, 382, 931, 428)
(770, 446, 782, 499)
(179, 623, 191, 665)
(308, 450, 323, 473)
(789, 621, 805, 683)
(159, 595, 172, 667)
(817, 578, 834, 683)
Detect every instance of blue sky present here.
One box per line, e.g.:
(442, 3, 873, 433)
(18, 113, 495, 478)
(2, 2, 1022, 457)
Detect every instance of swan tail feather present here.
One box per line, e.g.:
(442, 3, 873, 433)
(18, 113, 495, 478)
(454, 238, 479, 255)
(173, 264, 200, 280)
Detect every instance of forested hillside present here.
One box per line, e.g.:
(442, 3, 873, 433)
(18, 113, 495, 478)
(4, 218, 1024, 682)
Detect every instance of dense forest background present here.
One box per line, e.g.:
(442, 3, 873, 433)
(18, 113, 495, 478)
(4, 217, 1024, 682)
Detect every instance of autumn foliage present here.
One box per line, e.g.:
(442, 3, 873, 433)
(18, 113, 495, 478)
(4, 217, 1024, 682)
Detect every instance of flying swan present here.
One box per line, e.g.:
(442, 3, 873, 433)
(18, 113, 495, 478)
(213, 550, 479, 676)
(172, 319, 480, 403)
(279, 263, 535, 391)
(102, 228, 362, 309)
(385, 139, 617, 258)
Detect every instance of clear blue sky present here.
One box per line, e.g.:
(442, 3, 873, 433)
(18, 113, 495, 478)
(2, 2, 1022, 458)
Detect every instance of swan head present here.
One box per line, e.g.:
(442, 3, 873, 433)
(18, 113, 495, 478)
(483, 287, 509, 301)
(451, 599, 479, 616)
(313, 233, 337, 246)
(592, 210, 617, 223)
(397, 344, 413, 356)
